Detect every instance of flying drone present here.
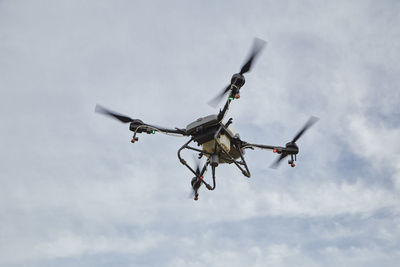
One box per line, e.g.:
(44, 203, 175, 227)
(95, 38, 318, 200)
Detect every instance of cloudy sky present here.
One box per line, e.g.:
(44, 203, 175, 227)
(1, 0, 399, 266)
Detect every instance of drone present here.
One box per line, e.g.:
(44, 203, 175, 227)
(95, 38, 318, 200)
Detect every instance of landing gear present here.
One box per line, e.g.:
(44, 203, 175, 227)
(178, 135, 250, 201)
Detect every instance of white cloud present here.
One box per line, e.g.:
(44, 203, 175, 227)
(1, 0, 399, 266)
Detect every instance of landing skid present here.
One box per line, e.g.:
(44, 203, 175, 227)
(177, 134, 251, 200)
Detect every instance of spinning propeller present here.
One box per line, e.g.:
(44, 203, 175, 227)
(95, 104, 135, 123)
(270, 116, 319, 168)
(208, 38, 267, 107)
(190, 157, 203, 201)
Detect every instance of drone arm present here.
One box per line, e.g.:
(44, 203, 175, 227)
(217, 98, 233, 122)
(130, 123, 187, 143)
(242, 143, 277, 151)
(145, 124, 187, 135)
(241, 142, 299, 168)
(241, 142, 294, 155)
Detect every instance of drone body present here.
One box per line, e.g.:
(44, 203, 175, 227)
(95, 38, 318, 200)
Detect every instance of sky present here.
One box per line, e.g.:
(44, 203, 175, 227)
(0, 0, 399, 266)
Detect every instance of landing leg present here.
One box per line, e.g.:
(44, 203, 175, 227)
(201, 164, 216, 192)
(206, 155, 217, 191)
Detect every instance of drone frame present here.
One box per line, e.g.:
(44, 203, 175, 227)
(128, 94, 289, 199)
(95, 38, 318, 200)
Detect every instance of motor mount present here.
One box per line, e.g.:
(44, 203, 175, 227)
(285, 142, 299, 155)
(231, 73, 245, 88)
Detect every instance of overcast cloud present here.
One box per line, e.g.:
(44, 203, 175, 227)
(1, 0, 399, 266)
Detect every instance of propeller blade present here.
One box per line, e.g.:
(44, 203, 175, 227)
(291, 116, 319, 143)
(270, 153, 288, 169)
(207, 84, 231, 107)
(239, 38, 267, 75)
(188, 189, 196, 199)
(95, 104, 134, 123)
(192, 155, 202, 176)
(189, 156, 203, 199)
(208, 38, 266, 108)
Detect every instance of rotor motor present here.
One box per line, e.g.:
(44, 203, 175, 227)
(285, 142, 299, 154)
(231, 73, 245, 88)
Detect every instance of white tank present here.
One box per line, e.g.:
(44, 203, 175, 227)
(201, 127, 234, 156)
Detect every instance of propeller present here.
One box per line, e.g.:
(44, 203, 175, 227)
(95, 104, 134, 123)
(189, 156, 203, 200)
(208, 38, 267, 107)
(208, 84, 231, 108)
(291, 116, 319, 143)
(270, 116, 319, 169)
(239, 37, 267, 75)
(270, 153, 287, 169)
